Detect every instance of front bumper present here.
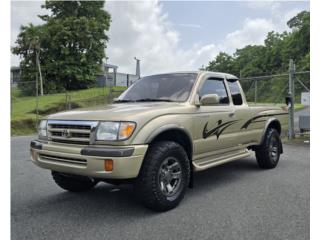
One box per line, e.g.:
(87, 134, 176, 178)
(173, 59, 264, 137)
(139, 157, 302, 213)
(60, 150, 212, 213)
(30, 140, 148, 179)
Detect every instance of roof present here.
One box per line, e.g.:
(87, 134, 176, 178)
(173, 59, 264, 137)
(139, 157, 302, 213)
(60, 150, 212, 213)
(142, 70, 239, 80)
(11, 66, 20, 71)
(198, 70, 239, 80)
(105, 63, 118, 69)
(117, 72, 138, 77)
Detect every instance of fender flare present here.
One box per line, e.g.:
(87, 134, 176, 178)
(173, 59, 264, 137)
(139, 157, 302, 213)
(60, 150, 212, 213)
(144, 124, 194, 188)
(259, 118, 283, 154)
(145, 123, 193, 146)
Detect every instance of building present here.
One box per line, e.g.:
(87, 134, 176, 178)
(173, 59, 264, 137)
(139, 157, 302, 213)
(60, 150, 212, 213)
(97, 59, 140, 87)
(10, 66, 21, 86)
(10, 59, 140, 88)
(96, 63, 139, 87)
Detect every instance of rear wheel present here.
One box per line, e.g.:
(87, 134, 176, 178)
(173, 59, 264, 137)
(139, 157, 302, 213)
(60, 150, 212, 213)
(136, 141, 190, 212)
(52, 171, 97, 192)
(255, 128, 281, 169)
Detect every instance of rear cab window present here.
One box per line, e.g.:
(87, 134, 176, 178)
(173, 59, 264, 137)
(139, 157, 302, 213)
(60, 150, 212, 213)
(227, 80, 243, 105)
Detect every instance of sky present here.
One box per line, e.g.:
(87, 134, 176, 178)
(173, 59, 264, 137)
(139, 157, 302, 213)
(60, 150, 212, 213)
(11, 0, 310, 75)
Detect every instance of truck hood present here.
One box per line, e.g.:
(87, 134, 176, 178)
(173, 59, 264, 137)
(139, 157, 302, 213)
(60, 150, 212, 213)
(46, 102, 194, 122)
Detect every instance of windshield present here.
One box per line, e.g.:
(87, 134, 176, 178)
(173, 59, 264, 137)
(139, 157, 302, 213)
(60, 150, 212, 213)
(117, 73, 198, 102)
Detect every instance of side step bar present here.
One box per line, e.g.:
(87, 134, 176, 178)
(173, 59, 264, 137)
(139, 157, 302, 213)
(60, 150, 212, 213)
(192, 149, 251, 171)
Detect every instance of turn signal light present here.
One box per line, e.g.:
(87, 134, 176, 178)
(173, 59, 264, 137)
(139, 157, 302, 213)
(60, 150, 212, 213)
(104, 159, 113, 171)
(118, 122, 136, 140)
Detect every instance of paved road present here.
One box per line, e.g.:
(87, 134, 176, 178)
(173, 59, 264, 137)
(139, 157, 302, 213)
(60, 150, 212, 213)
(11, 136, 309, 240)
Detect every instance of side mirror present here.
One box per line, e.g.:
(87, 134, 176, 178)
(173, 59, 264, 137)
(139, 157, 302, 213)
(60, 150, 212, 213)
(200, 94, 220, 106)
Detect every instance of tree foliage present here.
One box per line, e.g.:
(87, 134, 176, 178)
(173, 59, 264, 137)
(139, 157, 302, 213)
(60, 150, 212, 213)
(12, 1, 111, 95)
(206, 52, 236, 74)
(206, 11, 310, 77)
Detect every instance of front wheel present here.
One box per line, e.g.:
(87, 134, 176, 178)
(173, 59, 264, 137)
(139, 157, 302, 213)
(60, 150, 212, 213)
(52, 171, 97, 192)
(135, 141, 190, 212)
(255, 128, 281, 169)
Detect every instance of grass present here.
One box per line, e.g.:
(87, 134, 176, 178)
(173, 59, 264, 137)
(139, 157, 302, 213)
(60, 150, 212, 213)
(282, 134, 310, 144)
(11, 86, 126, 136)
(293, 103, 305, 111)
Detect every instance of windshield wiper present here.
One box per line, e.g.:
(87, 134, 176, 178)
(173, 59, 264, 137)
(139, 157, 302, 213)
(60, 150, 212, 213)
(114, 98, 176, 103)
(134, 98, 175, 102)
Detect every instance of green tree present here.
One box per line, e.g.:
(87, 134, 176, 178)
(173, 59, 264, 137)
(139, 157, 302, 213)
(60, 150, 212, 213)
(264, 31, 288, 72)
(12, 24, 47, 95)
(12, 0, 111, 95)
(205, 10, 309, 77)
(204, 10, 309, 103)
(283, 11, 310, 70)
(234, 45, 267, 77)
(206, 52, 237, 75)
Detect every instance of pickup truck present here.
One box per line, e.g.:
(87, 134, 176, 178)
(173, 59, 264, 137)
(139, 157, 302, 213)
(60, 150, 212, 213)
(30, 71, 288, 211)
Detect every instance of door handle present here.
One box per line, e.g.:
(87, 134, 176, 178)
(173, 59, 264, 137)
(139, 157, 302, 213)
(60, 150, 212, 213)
(229, 112, 235, 118)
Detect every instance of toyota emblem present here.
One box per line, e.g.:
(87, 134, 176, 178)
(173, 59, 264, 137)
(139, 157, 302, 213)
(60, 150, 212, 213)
(62, 129, 71, 138)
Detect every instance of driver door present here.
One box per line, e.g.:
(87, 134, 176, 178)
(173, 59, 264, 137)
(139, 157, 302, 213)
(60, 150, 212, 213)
(193, 77, 236, 159)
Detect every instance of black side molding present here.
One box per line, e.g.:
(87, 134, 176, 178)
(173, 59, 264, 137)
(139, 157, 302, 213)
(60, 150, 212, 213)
(80, 147, 134, 157)
(30, 140, 43, 150)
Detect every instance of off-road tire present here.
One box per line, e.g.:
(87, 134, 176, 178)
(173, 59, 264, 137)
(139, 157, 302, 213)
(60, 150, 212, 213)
(255, 128, 281, 169)
(136, 141, 190, 212)
(52, 171, 97, 192)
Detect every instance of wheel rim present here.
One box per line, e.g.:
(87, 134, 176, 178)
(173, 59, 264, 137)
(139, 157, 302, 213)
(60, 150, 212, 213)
(269, 135, 279, 162)
(158, 157, 182, 197)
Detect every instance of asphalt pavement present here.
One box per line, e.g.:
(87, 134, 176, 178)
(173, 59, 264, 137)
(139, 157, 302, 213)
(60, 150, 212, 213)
(11, 135, 309, 240)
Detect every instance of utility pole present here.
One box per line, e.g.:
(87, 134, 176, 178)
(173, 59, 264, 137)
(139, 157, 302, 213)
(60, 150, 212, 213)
(288, 59, 295, 140)
(134, 57, 141, 79)
(35, 72, 39, 128)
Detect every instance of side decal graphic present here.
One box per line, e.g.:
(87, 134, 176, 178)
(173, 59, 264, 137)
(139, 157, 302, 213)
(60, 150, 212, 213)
(203, 120, 239, 139)
(241, 113, 288, 129)
(202, 113, 287, 139)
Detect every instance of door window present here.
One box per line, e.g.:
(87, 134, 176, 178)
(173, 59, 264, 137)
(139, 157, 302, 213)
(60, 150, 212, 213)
(199, 78, 229, 104)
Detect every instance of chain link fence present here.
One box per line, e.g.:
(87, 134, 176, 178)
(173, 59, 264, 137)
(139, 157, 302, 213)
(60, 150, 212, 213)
(240, 74, 289, 105)
(240, 64, 310, 138)
(11, 60, 309, 138)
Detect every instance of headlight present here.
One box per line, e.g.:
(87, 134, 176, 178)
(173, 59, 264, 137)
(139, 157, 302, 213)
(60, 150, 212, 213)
(96, 122, 120, 141)
(38, 120, 47, 140)
(96, 122, 136, 141)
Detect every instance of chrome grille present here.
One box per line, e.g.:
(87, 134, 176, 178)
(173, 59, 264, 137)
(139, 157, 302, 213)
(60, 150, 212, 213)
(48, 120, 98, 145)
(49, 124, 91, 130)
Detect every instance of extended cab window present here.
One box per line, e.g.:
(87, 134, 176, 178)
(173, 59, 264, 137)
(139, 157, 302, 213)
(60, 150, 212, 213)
(227, 80, 243, 105)
(199, 78, 229, 104)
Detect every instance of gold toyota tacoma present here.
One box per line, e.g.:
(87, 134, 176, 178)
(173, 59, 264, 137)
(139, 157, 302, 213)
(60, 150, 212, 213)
(30, 71, 288, 211)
